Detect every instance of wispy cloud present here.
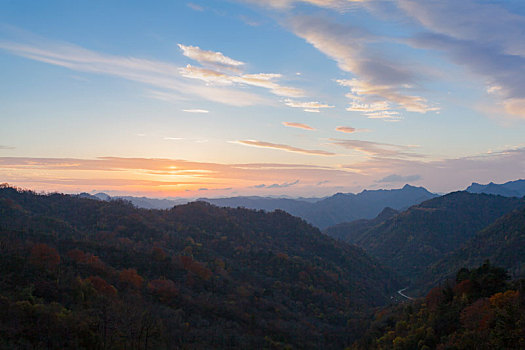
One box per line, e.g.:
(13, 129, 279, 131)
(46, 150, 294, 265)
(335, 126, 355, 133)
(241, 0, 366, 10)
(337, 79, 436, 115)
(178, 44, 244, 69)
(330, 138, 423, 158)
(284, 98, 334, 112)
(0, 145, 15, 150)
(187, 3, 205, 11)
(343, 146, 525, 191)
(182, 109, 209, 113)
(239, 15, 261, 27)
(363, 110, 402, 122)
(399, 0, 525, 118)
(148, 87, 266, 107)
(180, 65, 304, 97)
(282, 122, 315, 130)
(235, 140, 336, 156)
(290, 15, 437, 118)
(0, 156, 363, 196)
(0, 38, 267, 107)
(0, 32, 302, 107)
(2, 147, 524, 195)
(177, 43, 304, 97)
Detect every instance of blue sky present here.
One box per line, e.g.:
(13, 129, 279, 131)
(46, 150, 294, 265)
(1, 0, 525, 197)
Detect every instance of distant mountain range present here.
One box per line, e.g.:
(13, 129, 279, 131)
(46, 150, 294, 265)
(201, 184, 436, 228)
(77, 192, 189, 209)
(76, 184, 437, 229)
(466, 179, 525, 197)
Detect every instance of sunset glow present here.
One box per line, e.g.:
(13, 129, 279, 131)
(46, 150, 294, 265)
(1, 0, 525, 197)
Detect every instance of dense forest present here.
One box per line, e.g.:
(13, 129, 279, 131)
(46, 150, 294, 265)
(2, 184, 525, 349)
(352, 262, 525, 349)
(423, 205, 525, 290)
(324, 207, 399, 242)
(326, 192, 525, 284)
(0, 185, 400, 349)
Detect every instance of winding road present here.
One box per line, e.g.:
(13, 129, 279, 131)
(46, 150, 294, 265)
(397, 287, 414, 300)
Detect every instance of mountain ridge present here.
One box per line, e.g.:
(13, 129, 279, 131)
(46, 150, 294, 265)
(421, 204, 525, 290)
(466, 179, 525, 197)
(202, 184, 436, 228)
(324, 191, 525, 289)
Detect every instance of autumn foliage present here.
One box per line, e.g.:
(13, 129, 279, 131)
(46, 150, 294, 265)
(0, 185, 404, 349)
(353, 262, 525, 349)
(119, 268, 144, 289)
(86, 276, 117, 298)
(147, 279, 178, 300)
(30, 243, 60, 271)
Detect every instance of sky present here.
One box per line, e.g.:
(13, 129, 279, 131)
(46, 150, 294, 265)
(1, 0, 525, 198)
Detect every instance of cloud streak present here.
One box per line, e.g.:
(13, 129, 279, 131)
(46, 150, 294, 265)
(335, 126, 355, 133)
(235, 140, 336, 156)
(284, 98, 334, 112)
(0, 32, 304, 107)
(399, 0, 525, 118)
(180, 65, 304, 97)
(178, 44, 244, 69)
(330, 138, 423, 158)
(0, 156, 364, 197)
(187, 3, 205, 11)
(344, 146, 525, 192)
(1, 147, 524, 195)
(282, 122, 315, 130)
(241, 0, 366, 10)
(182, 109, 209, 113)
(290, 15, 437, 118)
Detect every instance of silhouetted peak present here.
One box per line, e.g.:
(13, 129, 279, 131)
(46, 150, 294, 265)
(401, 184, 426, 191)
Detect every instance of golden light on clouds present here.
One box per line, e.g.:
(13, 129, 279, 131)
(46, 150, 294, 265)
(283, 122, 315, 130)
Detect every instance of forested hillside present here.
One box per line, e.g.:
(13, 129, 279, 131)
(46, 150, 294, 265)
(352, 262, 525, 349)
(423, 205, 525, 289)
(0, 185, 400, 349)
(328, 192, 525, 285)
(324, 207, 399, 242)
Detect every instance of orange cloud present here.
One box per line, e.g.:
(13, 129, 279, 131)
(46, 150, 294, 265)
(335, 126, 355, 133)
(0, 156, 360, 197)
(283, 122, 315, 130)
(2, 147, 525, 196)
